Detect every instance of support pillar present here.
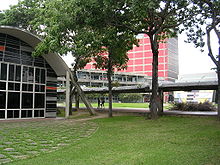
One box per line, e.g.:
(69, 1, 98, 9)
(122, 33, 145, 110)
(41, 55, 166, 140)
(65, 71, 70, 118)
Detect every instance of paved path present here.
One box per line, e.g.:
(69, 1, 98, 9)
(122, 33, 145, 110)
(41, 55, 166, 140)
(76, 107, 217, 116)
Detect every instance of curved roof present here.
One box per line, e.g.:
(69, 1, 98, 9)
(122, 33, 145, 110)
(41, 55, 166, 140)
(0, 26, 69, 76)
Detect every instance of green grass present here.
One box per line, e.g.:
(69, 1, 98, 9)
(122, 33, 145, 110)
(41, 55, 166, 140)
(80, 102, 150, 108)
(10, 116, 220, 165)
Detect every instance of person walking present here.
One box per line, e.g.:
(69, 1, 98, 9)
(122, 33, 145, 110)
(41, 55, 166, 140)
(97, 98, 100, 109)
(101, 97, 105, 109)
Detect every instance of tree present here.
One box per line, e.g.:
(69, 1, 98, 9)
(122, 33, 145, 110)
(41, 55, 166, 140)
(0, 0, 98, 115)
(32, 0, 108, 115)
(93, 27, 137, 117)
(0, 0, 45, 34)
(184, 0, 220, 119)
(77, 0, 191, 119)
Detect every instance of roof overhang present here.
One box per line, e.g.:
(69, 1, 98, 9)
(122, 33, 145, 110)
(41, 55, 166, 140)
(0, 26, 69, 76)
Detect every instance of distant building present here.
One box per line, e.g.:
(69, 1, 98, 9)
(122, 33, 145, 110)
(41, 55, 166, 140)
(84, 34, 179, 82)
(174, 72, 217, 103)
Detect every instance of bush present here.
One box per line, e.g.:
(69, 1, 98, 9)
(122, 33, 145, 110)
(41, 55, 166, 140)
(169, 101, 216, 111)
(118, 93, 143, 103)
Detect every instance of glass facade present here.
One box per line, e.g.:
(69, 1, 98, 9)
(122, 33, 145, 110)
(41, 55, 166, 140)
(0, 33, 47, 119)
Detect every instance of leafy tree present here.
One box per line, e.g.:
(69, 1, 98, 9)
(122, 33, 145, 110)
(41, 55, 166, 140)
(77, 0, 191, 119)
(0, 0, 99, 115)
(0, 0, 45, 33)
(93, 27, 137, 117)
(32, 0, 108, 115)
(184, 0, 220, 119)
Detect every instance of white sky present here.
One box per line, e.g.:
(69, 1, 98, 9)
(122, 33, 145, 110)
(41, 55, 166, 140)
(0, 0, 217, 75)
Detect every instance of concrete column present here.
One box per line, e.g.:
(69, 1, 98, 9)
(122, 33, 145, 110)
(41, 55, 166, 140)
(65, 71, 70, 118)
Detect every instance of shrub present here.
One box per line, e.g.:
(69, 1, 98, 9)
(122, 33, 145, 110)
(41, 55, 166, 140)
(169, 101, 216, 111)
(118, 93, 143, 103)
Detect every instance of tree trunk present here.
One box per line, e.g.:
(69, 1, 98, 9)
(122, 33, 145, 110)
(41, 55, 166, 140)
(69, 70, 96, 115)
(107, 51, 113, 118)
(69, 83, 73, 115)
(75, 92, 80, 111)
(217, 69, 220, 120)
(149, 34, 160, 119)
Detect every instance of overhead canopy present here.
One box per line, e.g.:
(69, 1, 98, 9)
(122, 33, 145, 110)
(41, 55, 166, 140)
(0, 26, 69, 76)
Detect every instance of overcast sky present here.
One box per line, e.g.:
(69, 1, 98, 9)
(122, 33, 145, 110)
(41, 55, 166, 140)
(0, 0, 217, 75)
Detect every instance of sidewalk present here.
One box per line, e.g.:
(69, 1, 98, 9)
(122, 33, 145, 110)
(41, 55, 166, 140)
(77, 107, 217, 116)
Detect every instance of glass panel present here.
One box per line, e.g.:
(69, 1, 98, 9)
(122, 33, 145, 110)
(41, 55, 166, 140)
(27, 110, 32, 117)
(35, 85, 39, 92)
(22, 66, 28, 82)
(28, 67, 34, 82)
(22, 84, 33, 91)
(22, 93, 33, 108)
(35, 68, 40, 83)
(15, 65, 21, 81)
(8, 82, 20, 91)
(7, 110, 13, 118)
(15, 83, 20, 91)
(7, 110, 19, 118)
(9, 64, 15, 81)
(0, 91, 6, 109)
(41, 69, 45, 84)
(40, 110, 44, 117)
(28, 84, 33, 91)
(34, 93, 45, 108)
(0, 110, 5, 118)
(21, 110, 32, 118)
(34, 110, 39, 117)
(8, 92, 20, 109)
(40, 85, 45, 92)
(14, 110, 19, 118)
(8, 82, 14, 90)
(0, 82, 6, 90)
(0, 63, 7, 80)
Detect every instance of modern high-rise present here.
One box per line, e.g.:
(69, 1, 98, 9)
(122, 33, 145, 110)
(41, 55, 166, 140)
(84, 34, 179, 82)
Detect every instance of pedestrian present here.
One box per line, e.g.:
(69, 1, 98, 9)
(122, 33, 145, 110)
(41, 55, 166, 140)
(101, 97, 105, 109)
(97, 98, 100, 109)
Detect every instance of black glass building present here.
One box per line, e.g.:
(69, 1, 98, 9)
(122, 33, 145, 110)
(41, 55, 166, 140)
(0, 26, 69, 120)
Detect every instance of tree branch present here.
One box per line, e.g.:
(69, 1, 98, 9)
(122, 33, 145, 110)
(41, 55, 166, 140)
(206, 26, 218, 67)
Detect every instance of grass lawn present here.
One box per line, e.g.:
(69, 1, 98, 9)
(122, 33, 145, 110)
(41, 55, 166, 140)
(9, 115, 220, 165)
(80, 102, 150, 108)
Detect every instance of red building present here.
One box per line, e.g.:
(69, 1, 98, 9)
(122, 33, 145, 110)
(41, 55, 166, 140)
(84, 34, 178, 82)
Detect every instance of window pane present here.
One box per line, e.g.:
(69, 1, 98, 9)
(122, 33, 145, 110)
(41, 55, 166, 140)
(14, 110, 19, 118)
(8, 82, 14, 90)
(0, 110, 5, 118)
(40, 110, 44, 117)
(28, 67, 34, 82)
(7, 110, 13, 118)
(41, 69, 45, 84)
(0, 63, 7, 80)
(0, 82, 6, 90)
(28, 84, 33, 91)
(35, 68, 40, 83)
(15, 65, 21, 81)
(9, 64, 15, 81)
(22, 66, 28, 82)
(22, 93, 33, 108)
(0, 91, 6, 109)
(8, 92, 20, 109)
(34, 93, 45, 108)
(21, 110, 32, 118)
(15, 83, 20, 91)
